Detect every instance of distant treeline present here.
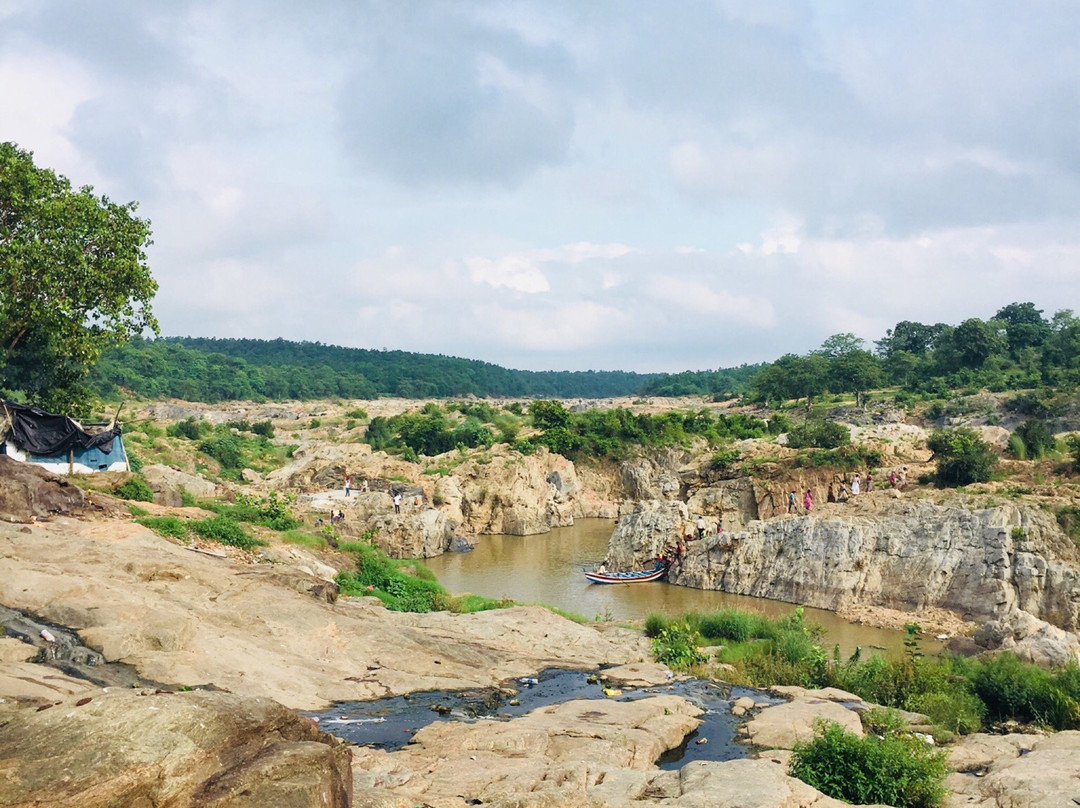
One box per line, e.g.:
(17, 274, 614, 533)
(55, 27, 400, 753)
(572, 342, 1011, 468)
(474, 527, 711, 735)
(748, 302, 1080, 406)
(88, 302, 1080, 405)
(90, 337, 666, 402)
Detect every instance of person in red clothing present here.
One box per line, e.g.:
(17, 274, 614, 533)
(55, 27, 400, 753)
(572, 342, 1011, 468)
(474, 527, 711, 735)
(803, 488, 813, 513)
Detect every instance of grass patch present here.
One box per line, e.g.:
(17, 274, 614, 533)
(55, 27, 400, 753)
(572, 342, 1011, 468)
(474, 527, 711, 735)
(280, 530, 328, 549)
(135, 514, 265, 551)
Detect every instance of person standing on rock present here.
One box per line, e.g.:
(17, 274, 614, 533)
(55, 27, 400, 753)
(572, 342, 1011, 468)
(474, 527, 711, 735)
(787, 491, 797, 514)
(345, 475, 352, 497)
(889, 469, 897, 488)
(866, 471, 873, 492)
(803, 489, 813, 513)
(696, 515, 706, 539)
(851, 473, 861, 496)
(827, 483, 836, 503)
(393, 492, 402, 513)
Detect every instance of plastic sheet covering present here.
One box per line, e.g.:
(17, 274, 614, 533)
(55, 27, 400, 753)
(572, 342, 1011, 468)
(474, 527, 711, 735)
(1, 400, 120, 456)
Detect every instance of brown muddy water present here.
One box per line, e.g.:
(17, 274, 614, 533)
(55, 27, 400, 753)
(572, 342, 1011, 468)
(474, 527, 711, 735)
(424, 518, 940, 659)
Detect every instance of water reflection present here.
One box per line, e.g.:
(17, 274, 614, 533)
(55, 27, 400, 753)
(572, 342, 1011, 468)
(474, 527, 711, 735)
(424, 519, 935, 659)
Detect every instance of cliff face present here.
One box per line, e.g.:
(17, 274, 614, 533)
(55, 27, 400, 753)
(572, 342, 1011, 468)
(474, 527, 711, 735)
(608, 499, 1080, 630)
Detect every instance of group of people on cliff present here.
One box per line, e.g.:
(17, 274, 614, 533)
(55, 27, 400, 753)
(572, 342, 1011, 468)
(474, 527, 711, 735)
(786, 466, 909, 514)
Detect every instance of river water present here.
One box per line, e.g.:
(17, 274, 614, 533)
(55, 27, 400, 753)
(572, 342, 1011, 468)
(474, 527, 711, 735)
(424, 518, 926, 659)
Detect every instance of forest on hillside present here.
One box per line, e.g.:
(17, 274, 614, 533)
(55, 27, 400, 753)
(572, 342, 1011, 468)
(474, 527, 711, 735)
(87, 302, 1080, 405)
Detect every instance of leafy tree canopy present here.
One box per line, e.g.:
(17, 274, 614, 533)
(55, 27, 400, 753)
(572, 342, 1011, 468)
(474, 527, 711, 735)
(0, 142, 157, 414)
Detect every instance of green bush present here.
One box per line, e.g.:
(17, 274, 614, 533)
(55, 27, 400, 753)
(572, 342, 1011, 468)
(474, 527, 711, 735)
(337, 542, 448, 613)
(972, 652, 1080, 729)
(135, 515, 190, 541)
(1066, 434, 1080, 472)
(167, 417, 208, 440)
(907, 691, 985, 735)
(251, 419, 275, 438)
(1014, 419, 1055, 459)
(651, 621, 706, 670)
(927, 427, 997, 487)
(189, 515, 264, 550)
(709, 448, 741, 471)
(644, 613, 670, 638)
(198, 434, 243, 469)
(789, 720, 947, 808)
(126, 451, 144, 473)
(114, 476, 154, 502)
(786, 420, 850, 449)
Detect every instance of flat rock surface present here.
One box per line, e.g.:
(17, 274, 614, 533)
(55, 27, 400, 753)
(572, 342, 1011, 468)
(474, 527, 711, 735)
(945, 731, 1080, 808)
(745, 693, 864, 750)
(0, 517, 649, 709)
(351, 697, 856, 808)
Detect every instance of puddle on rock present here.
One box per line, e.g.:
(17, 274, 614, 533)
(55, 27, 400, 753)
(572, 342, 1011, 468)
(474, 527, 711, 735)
(306, 667, 784, 768)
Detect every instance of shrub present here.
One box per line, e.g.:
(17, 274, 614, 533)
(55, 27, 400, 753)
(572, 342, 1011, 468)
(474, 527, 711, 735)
(251, 419, 275, 438)
(345, 407, 368, 420)
(926, 427, 997, 487)
(1066, 434, 1080, 472)
(709, 448, 741, 471)
(789, 720, 948, 808)
(336, 542, 447, 613)
(972, 652, 1080, 729)
(135, 515, 190, 541)
(126, 451, 144, 473)
(644, 613, 670, 638)
(166, 417, 208, 440)
(198, 434, 243, 469)
(1014, 419, 1055, 459)
(907, 691, 985, 735)
(786, 420, 850, 449)
(189, 515, 264, 550)
(114, 476, 154, 502)
(651, 622, 706, 669)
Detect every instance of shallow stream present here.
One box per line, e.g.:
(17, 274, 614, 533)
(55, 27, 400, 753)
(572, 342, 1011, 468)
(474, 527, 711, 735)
(306, 667, 784, 768)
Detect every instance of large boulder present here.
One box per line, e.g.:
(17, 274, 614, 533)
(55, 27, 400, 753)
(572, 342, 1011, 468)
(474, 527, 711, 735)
(0, 689, 352, 808)
(974, 609, 1080, 666)
(0, 456, 84, 522)
(604, 499, 689, 570)
(141, 463, 218, 504)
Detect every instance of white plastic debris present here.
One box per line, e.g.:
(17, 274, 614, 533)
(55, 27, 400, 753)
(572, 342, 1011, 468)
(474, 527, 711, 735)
(39, 629, 56, 643)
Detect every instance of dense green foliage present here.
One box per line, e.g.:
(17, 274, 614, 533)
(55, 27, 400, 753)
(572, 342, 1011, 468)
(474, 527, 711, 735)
(527, 402, 776, 460)
(785, 419, 850, 449)
(637, 363, 766, 397)
(1, 142, 158, 416)
(926, 427, 998, 487)
(336, 539, 516, 614)
(136, 513, 265, 550)
(90, 336, 660, 402)
(748, 305, 1080, 408)
(790, 720, 948, 808)
(648, 607, 1080, 734)
(113, 476, 154, 503)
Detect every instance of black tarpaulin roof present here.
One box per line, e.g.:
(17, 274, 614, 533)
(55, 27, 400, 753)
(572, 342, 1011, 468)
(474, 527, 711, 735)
(1, 400, 121, 456)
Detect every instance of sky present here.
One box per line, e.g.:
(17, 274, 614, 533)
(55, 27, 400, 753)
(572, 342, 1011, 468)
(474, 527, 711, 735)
(1, 1, 1078, 374)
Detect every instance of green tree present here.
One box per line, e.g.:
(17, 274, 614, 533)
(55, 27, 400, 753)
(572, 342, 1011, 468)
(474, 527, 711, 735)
(0, 141, 157, 412)
(926, 427, 997, 487)
(828, 349, 882, 407)
(0, 142, 158, 414)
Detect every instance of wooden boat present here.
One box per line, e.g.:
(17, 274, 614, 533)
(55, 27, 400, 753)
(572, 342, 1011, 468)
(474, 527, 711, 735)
(583, 560, 669, 585)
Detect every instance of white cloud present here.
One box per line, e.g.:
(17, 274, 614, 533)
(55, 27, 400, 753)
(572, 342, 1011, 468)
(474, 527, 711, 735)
(2, 1, 1078, 374)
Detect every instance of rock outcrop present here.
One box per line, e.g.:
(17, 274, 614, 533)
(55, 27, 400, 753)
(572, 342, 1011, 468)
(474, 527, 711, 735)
(0, 456, 85, 523)
(608, 499, 1080, 642)
(141, 463, 219, 505)
(0, 689, 352, 808)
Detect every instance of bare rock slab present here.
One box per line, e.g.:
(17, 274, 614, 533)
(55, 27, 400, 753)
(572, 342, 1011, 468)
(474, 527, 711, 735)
(0, 689, 352, 808)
